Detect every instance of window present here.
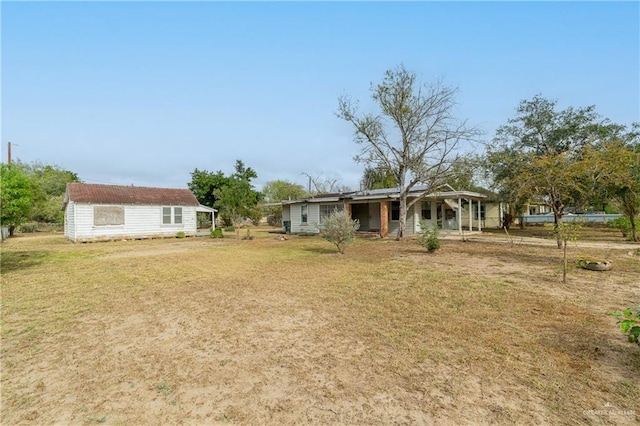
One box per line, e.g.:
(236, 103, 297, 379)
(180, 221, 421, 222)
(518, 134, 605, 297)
(162, 207, 172, 225)
(421, 201, 431, 220)
(390, 201, 400, 221)
(162, 206, 184, 225)
(301, 205, 308, 224)
(474, 205, 486, 220)
(94, 206, 124, 226)
(319, 204, 344, 224)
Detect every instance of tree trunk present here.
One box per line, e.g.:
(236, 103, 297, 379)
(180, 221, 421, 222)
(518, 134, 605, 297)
(630, 214, 638, 242)
(9, 225, 15, 237)
(562, 241, 568, 283)
(397, 195, 407, 239)
(554, 213, 564, 249)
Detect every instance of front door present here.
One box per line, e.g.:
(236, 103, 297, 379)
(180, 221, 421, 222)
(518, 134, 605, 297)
(369, 203, 380, 231)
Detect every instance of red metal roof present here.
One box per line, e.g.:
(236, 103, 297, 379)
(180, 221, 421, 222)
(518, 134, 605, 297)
(66, 183, 199, 206)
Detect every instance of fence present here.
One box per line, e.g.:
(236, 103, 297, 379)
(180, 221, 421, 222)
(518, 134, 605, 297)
(521, 214, 623, 225)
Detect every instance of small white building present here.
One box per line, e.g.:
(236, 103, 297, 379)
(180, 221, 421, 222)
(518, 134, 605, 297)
(63, 183, 216, 242)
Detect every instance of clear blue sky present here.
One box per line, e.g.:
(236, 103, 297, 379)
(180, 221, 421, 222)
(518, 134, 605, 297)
(2, 1, 638, 191)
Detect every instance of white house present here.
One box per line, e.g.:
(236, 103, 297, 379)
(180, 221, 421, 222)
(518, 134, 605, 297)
(281, 185, 487, 237)
(63, 183, 216, 242)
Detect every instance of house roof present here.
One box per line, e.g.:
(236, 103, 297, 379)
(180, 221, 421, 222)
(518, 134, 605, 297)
(282, 185, 486, 205)
(64, 183, 200, 207)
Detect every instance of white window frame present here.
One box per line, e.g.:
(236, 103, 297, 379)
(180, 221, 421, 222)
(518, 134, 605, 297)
(319, 204, 344, 224)
(300, 205, 308, 224)
(162, 206, 184, 225)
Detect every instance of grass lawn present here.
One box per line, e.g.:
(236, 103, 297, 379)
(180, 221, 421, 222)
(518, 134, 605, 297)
(1, 228, 639, 425)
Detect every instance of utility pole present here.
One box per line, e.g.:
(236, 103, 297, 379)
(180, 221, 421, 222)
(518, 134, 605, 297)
(8, 141, 11, 165)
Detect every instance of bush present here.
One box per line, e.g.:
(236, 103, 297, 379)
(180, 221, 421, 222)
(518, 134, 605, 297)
(322, 210, 359, 254)
(223, 226, 235, 232)
(176, 231, 185, 239)
(17, 222, 39, 233)
(417, 220, 440, 252)
(210, 229, 223, 238)
(607, 216, 639, 239)
(609, 307, 640, 346)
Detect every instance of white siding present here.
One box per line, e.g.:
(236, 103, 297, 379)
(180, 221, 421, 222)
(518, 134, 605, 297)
(415, 201, 438, 232)
(64, 202, 75, 240)
(282, 205, 291, 221)
(389, 203, 416, 235)
(68, 203, 197, 242)
(290, 203, 320, 234)
(459, 201, 499, 229)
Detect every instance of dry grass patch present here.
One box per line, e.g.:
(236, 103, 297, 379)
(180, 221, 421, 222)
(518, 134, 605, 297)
(1, 230, 639, 425)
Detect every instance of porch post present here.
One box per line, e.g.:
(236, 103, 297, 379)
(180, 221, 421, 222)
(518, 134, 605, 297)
(468, 199, 473, 231)
(478, 201, 482, 232)
(458, 198, 462, 233)
(344, 202, 352, 218)
(380, 201, 389, 238)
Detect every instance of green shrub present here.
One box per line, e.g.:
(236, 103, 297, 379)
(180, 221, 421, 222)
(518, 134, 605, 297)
(17, 222, 39, 233)
(176, 231, 185, 239)
(417, 220, 440, 252)
(322, 210, 359, 254)
(210, 229, 223, 238)
(607, 216, 639, 239)
(609, 307, 640, 346)
(224, 226, 235, 232)
(242, 229, 254, 240)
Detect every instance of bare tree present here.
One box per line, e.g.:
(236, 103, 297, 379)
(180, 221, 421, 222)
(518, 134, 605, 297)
(301, 172, 350, 195)
(337, 65, 481, 238)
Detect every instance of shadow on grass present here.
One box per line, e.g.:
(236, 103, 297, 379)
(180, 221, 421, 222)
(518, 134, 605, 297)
(0, 251, 49, 273)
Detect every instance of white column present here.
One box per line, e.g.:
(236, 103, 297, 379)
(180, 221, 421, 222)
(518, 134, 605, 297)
(478, 201, 482, 232)
(468, 199, 473, 231)
(431, 201, 437, 229)
(458, 198, 462, 233)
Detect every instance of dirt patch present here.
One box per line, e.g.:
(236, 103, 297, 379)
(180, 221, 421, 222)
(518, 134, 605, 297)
(1, 233, 638, 425)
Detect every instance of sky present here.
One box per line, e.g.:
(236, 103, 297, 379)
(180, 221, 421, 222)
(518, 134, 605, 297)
(2, 1, 639, 192)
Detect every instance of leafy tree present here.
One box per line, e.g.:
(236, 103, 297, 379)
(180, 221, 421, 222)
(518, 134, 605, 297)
(13, 161, 80, 223)
(188, 168, 229, 208)
(482, 144, 530, 229)
(583, 139, 640, 241)
(262, 180, 308, 226)
(1, 163, 35, 236)
(360, 165, 398, 190)
(213, 160, 263, 227)
(16, 161, 79, 197)
(262, 180, 307, 203)
(338, 64, 480, 239)
(448, 155, 485, 192)
(322, 209, 360, 254)
(487, 95, 627, 248)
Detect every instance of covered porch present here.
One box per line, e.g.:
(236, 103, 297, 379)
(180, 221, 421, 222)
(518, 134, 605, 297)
(347, 191, 486, 238)
(196, 205, 217, 237)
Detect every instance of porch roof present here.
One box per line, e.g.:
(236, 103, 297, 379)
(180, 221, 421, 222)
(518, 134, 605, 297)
(196, 205, 217, 213)
(282, 186, 486, 205)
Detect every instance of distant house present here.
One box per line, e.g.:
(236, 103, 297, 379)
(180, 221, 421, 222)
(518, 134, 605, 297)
(63, 183, 216, 242)
(281, 185, 487, 237)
